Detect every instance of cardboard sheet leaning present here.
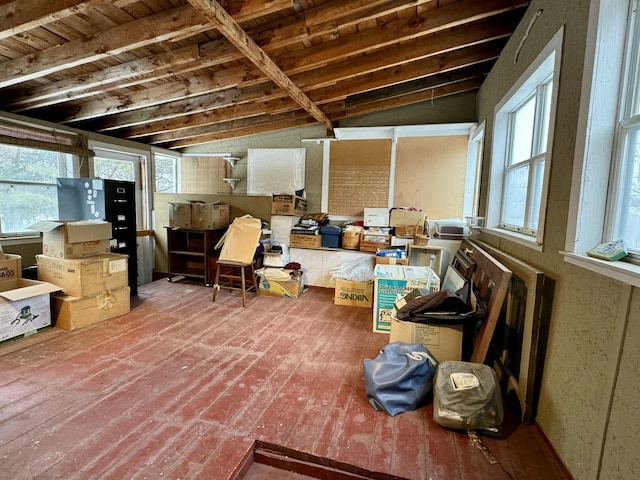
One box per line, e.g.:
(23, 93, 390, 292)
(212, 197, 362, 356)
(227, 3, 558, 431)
(218, 217, 262, 264)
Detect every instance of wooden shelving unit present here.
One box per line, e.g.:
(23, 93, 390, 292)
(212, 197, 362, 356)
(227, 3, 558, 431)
(165, 227, 223, 285)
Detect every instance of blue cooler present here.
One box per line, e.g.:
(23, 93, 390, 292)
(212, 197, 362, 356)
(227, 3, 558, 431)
(321, 225, 342, 248)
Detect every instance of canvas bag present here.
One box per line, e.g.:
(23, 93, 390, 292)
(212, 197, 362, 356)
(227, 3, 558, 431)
(433, 361, 503, 431)
(363, 342, 438, 416)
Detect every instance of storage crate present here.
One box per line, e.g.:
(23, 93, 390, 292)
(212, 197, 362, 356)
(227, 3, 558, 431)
(359, 233, 391, 252)
(289, 233, 321, 248)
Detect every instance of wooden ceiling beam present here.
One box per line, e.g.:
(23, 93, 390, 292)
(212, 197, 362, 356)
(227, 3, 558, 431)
(278, 0, 529, 74)
(49, 12, 517, 125)
(4, 0, 434, 110)
(186, 0, 332, 130)
(0, 0, 293, 90)
(0, 0, 138, 41)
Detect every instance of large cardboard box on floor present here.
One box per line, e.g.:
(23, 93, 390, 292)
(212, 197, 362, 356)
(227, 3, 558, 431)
(0, 278, 61, 342)
(256, 267, 303, 298)
(0, 253, 22, 281)
(190, 202, 230, 229)
(373, 265, 440, 333)
(29, 220, 112, 259)
(36, 253, 128, 298)
(389, 316, 463, 362)
(334, 279, 373, 308)
(52, 286, 131, 331)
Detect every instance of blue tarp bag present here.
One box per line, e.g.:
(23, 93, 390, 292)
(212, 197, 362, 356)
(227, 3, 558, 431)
(364, 342, 438, 416)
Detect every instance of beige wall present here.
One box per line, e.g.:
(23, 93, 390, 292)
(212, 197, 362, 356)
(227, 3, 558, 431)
(476, 1, 639, 478)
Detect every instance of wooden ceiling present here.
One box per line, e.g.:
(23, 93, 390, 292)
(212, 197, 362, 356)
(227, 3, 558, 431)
(0, 0, 530, 150)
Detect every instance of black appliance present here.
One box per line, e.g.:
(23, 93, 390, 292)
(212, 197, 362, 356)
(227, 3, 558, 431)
(56, 178, 138, 295)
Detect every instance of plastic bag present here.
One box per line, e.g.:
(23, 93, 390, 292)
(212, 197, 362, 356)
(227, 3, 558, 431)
(433, 361, 503, 431)
(363, 342, 438, 416)
(330, 255, 375, 283)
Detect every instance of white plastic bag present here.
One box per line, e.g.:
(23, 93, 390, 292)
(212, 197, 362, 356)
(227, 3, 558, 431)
(330, 256, 375, 283)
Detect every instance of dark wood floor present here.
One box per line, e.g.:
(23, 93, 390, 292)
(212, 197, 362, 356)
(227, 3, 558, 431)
(0, 279, 570, 480)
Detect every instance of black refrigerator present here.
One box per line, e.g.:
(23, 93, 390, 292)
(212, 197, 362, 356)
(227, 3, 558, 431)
(57, 178, 138, 295)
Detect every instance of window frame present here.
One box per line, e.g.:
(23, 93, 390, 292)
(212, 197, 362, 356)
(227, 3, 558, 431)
(485, 27, 564, 249)
(564, 0, 640, 288)
(0, 145, 72, 239)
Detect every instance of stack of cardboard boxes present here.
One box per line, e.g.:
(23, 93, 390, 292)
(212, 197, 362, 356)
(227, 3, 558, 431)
(31, 220, 131, 331)
(0, 248, 60, 342)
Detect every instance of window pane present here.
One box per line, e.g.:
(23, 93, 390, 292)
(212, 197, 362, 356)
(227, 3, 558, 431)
(616, 127, 640, 251)
(0, 144, 59, 183)
(155, 155, 177, 193)
(528, 159, 546, 231)
(502, 165, 529, 228)
(509, 96, 535, 165)
(0, 183, 58, 234)
(94, 157, 135, 181)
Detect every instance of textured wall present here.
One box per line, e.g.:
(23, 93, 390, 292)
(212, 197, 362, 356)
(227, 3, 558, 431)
(476, 0, 639, 478)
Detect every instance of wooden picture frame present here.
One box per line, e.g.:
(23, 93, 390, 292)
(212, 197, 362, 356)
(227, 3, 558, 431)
(479, 242, 554, 424)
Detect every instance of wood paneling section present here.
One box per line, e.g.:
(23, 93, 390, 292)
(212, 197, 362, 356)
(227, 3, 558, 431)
(329, 139, 391, 216)
(394, 136, 467, 219)
(181, 156, 229, 194)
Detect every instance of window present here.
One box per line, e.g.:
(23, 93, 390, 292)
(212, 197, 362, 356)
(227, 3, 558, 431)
(486, 28, 563, 246)
(565, 0, 640, 287)
(610, 1, 640, 254)
(153, 152, 179, 193)
(0, 144, 70, 237)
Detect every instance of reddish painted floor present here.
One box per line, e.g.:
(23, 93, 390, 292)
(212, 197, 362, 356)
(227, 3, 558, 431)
(0, 280, 569, 479)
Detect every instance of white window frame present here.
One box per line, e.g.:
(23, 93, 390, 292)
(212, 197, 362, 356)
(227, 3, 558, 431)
(88, 140, 150, 231)
(564, 0, 640, 288)
(151, 146, 181, 194)
(485, 27, 563, 249)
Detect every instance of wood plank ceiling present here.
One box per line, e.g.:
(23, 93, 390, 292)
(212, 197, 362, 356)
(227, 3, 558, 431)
(0, 0, 530, 150)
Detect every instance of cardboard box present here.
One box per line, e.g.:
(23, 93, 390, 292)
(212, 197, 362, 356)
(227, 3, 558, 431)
(168, 202, 192, 228)
(359, 233, 391, 252)
(375, 256, 408, 266)
(342, 230, 361, 250)
(29, 220, 112, 259)
(0, 254, 22, 281)
(389, 316, 463, 362)
(52, 286, 131, 331)
(272, 194, 307, 216)
(373, 265, 440, 333)
(0, 279, 61, 342)
(191, 202, 230, 229)
(334, 279, 373, 308)
(364, 208, 389, 227)
(389, 209, 426, 227)
(256, 268, 303, 298)
(36, 253, 128, 298)
(289, 233, 322, 248)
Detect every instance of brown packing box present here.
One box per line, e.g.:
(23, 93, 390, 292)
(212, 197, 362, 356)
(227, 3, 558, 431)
(389, 316, 463, 363)
(334, 279, 373, 308)
(256, 269, 303, 298)
(29, 220, 112, 259)
(289, 234, 322, 248)
(272, 194, 307, 216)
(36, 253, 128, 298)
(52, 286, 131, 331)
(375, 256, 409, 266)
(190, 202, 230, 229)
(389, 209, 426, 227)
(0, 254, 22, 282)
(168, 202, 192, 229)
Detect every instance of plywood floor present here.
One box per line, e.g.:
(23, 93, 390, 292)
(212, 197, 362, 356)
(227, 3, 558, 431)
(0, 280, 570, 479)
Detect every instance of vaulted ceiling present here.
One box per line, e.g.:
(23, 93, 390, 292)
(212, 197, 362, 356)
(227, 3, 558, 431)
(0, 0, 530, 150)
